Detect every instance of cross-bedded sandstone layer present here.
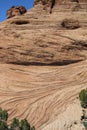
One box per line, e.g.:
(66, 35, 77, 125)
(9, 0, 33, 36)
(0, 0, 87, 130)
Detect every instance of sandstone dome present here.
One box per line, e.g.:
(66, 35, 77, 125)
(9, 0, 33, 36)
(0, 0, 87, 130)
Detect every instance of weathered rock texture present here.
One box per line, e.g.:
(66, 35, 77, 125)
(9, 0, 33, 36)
(61, 18, 80, 29)
(6, 6, 27, 19)
(0, 0, 87, 130)
(34, 0, 87, 13)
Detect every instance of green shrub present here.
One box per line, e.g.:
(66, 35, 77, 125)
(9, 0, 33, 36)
(0, 108, 35, 130)
(0, 108, 8, 121)
(83, 121, 87, 128)
(10, 118, 20, 130)
(20, 119, 30, 130)
(0, 121, 8, 130)
(79, 89, 87, 108)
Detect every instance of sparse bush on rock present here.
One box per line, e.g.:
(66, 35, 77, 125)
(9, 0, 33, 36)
(0, 121, 8, 130)
(79, 89, 87, 129)
(10, 118, 20, 130)
(79, 89, 87, 108)
(0, 108, 8, 121)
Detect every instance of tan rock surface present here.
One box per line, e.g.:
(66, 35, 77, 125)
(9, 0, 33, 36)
(0, 0, 87, 130)
(6, 6, 27, 19)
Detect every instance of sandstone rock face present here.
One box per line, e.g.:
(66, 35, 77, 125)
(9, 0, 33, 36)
(0, 1, 87, 130)
(61, 18, 80, 29)
(34, 0, 87, 13)
(34, 0, 56, 13)
(6, 6, 27, 19)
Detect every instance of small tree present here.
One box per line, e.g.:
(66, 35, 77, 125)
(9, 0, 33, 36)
(0, 108, 8, 121)
(0, 108, 35, 130)
(0, 121, 8, 130)
(20, 119, 30, 130)
(10, 118, 20, 130)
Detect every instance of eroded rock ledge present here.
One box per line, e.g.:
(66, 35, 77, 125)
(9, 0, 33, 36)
(0, 0, 86, 66)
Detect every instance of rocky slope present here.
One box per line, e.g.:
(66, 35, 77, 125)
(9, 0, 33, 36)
(0, 0, 87, 130)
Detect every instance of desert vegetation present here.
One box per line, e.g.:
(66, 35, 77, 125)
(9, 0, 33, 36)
(0, 108, 35, 130)
(79, 89, 87, 129)
(79, 89, 87, 108)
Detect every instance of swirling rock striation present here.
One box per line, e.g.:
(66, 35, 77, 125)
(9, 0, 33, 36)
(0, 0, 87, 130)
